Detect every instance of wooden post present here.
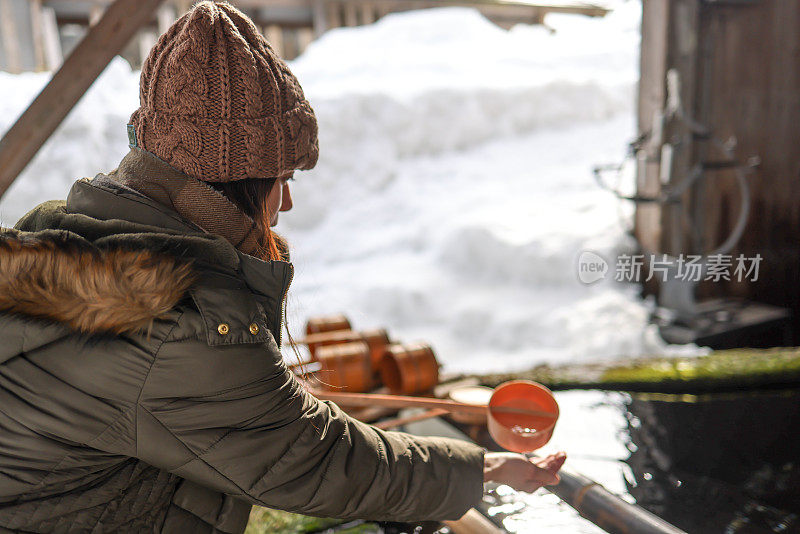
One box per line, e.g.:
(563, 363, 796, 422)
(326, 0, 341, 31)
(283, 28, 299, 60)
(359, 1, 375, 25)
(264, 24, 284, 57)
(374, 1, 392, 19)
(0, 0, 22, 74)
(635, 0, 669, 272)
(41, 6, 62, 70)
(344, 0, 358, 26)
(312, 0, 328, 37)
(297, 27, 314, 55)
(0, 0, 167, 199)
(531, 6, 545, 25)
(663, 0, 699, 256)
(29, 0, 46, 71)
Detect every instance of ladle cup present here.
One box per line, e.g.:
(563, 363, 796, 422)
(487, 380, 559, 453)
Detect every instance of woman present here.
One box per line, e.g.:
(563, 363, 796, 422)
(0, 2, 565, 532)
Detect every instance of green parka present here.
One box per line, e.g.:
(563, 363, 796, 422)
(0, 152, 484, 533)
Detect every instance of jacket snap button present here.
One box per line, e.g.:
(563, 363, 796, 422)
(218, 323, 230, 335)
(249, 323, 260, 335)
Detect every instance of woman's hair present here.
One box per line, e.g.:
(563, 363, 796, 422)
(208, 178, 288, 262)
(209, 178, 308, 377)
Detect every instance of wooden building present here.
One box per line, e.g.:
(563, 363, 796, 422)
(636, 0, 800, 344)
(0, 0, 608, 71)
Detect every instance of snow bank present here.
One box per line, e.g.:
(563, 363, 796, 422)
(292, 4, 640, 98)
(287, 4, 640, 228)
(283, 113, 703, 371)
(0, 1, 705, 372)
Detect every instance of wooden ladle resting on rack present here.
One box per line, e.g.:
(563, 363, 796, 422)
(313, 390, 556, 420)
(314, 380, 560, 453)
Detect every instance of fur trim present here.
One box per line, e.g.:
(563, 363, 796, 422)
(0, 231, 195, 335)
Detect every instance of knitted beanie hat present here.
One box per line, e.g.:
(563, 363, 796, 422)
(129, 1, 318, 182)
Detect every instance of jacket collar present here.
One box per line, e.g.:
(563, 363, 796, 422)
(2, 173, 294, 346)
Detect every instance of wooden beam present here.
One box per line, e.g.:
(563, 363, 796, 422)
(0, 0, 167, 199)
(43, 0, 609, 17)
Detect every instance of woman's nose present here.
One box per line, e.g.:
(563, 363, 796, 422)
(280, 183, 293, 212)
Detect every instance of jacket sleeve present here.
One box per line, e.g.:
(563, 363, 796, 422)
(134, 315, 485, 521)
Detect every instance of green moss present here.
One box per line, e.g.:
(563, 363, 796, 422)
(332, 525, 383, 534)
(469, 347, 800, 393)
(600, 348, 800, 384)
(245, 507, 387, 534)
(245, 507, 350, 534)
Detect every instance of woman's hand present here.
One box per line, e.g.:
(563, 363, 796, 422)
(483, 451, 567, 493)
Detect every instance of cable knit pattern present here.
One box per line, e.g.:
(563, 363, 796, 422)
(129, 1, 319, 182)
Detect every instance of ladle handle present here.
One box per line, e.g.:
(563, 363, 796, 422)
(312, 390, 557, 420)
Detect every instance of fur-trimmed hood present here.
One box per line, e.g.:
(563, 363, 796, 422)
(1, 166, 293, 343)
(0, 229, 195, 335)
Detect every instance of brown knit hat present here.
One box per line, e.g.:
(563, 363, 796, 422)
(129, 1, 318, 182)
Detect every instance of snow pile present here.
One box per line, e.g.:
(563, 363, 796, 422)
(286, 5, 640, 228)
(0, 1, 705, 372)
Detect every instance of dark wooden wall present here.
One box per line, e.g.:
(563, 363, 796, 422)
(636, 0, 800, 340)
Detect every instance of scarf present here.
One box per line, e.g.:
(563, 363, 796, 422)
(112, 148, 261, 256)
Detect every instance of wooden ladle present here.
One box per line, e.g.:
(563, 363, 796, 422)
(312, 390, 558, 420)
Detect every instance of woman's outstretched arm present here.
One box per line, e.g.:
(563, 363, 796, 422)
(133, 319, 484, 521)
